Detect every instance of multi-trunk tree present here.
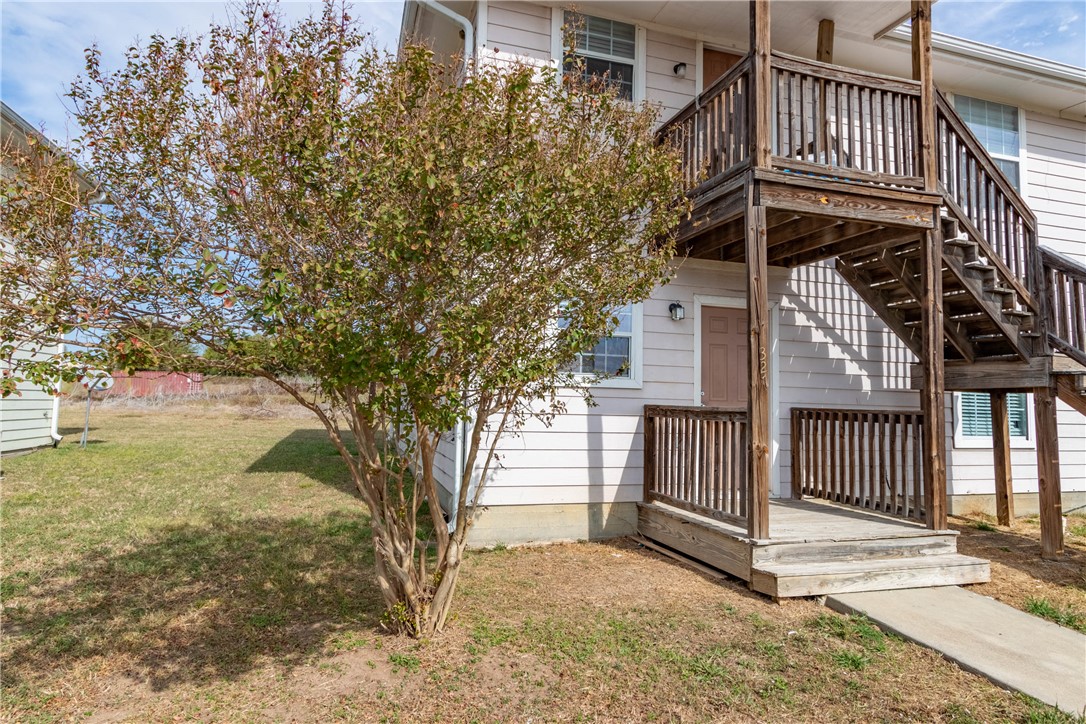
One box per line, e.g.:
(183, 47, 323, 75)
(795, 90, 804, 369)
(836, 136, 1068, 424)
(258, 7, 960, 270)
(0, 3, 687, 637)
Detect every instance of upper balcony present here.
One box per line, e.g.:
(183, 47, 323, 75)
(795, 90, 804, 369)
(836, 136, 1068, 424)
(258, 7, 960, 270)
(657, 50, 946, 268)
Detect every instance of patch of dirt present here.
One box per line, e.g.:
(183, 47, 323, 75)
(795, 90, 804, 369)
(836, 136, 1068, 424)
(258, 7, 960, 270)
(952, 513, 1086, 622)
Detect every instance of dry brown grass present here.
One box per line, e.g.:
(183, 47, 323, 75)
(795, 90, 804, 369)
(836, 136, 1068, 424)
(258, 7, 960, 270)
(951, 512, 1086, 632)
(1, 408, 1078, 722)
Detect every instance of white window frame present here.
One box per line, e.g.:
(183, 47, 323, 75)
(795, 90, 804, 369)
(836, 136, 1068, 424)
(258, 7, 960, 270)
(564, 301, 644, 390)
(950, 93, 1029, 197)
(952, 391, 1036, 450)
(550, 9, 646, 103)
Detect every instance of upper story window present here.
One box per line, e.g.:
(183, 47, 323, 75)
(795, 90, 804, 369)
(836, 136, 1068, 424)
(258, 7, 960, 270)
(563, 12, 636, 101)
(954, 95, 1022, 190)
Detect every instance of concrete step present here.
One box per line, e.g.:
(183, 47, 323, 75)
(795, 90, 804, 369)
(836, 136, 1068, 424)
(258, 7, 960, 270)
(750, 553, 990, 598)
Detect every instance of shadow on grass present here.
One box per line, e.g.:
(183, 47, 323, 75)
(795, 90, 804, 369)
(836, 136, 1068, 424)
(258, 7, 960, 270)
(3, 512, 385, 692)
(952, 518, 1086, 592)
(246, 428, 359, 496)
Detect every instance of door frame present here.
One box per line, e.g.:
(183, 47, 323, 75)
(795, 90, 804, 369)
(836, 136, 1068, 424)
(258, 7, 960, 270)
(693, 294, 782, 498)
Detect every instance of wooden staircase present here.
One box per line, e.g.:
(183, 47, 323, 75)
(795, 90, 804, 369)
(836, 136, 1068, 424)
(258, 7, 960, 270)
(835, 91, 1086, 418)
(836, 215, 1040, 366)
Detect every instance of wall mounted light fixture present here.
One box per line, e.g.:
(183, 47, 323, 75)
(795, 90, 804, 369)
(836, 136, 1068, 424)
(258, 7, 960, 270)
(673, 62, 687, 78)
(669, 302, 686, 321)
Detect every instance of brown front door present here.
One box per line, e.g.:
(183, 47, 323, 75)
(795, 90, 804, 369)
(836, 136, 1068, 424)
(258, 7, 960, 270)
(703, 48, 743, 91)
(701, 306, 748, 408)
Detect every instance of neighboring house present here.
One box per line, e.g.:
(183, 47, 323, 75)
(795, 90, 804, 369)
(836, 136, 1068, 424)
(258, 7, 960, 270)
(0, 102, 94, 454)
(402, 1, 1085, 595)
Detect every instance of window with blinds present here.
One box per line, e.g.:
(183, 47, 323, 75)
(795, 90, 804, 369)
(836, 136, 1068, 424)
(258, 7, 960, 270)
(959, 392, 1028, 438)
(563, 12, 636, 101)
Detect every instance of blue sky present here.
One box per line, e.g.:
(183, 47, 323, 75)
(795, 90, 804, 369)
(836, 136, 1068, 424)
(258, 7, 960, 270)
(2, 1, 1083, 144)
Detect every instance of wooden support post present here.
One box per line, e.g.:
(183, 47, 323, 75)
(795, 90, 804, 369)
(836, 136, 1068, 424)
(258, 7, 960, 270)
(990, 391, 1015, 526)
(817, 19, 834, 64)
(745, 184, 771, 540)
(1033, 385, 1064, 558)
(911, 1, 937, 192)
(749, 0, 772, 168)
(920, 225, 947, 531)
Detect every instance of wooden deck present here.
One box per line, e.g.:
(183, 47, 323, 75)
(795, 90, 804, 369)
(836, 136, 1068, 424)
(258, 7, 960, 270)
(637, 498, 989, 598)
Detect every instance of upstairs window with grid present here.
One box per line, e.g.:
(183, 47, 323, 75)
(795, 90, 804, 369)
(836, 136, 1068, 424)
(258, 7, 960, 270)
(954, 95, 1022, 190)
(563, 12, 636, 101)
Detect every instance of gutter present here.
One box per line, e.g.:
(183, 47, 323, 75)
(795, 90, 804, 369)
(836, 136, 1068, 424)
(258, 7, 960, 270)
(884, 28, 1086, 87)
(49, 342, 64, 445)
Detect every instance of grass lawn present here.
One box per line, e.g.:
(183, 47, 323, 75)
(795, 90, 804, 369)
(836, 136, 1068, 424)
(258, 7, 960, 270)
(1, 406, 1080, 722)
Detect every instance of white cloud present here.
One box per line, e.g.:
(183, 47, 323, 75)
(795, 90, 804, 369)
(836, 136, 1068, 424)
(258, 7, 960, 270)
(1, 1, 403, 141)
(934, 0, 1086, 67)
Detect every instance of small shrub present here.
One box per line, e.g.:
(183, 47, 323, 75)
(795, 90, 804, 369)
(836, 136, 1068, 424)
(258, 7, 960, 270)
(831, 650, 869, 671)
(388, 653, 421, 673)
(1024, 598, 1086, 634)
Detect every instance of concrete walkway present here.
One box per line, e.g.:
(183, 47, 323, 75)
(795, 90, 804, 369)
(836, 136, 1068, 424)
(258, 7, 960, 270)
(827, 587, 1086, 717)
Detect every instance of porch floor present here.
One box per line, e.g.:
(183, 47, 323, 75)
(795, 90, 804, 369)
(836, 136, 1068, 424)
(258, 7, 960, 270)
(637, 498, 990, 598)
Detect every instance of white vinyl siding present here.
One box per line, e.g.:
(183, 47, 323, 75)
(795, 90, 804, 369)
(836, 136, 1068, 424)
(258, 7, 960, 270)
(467, 3, 1086, 513)
(485, 2, 552, 61)
(0, 343, 59, 454)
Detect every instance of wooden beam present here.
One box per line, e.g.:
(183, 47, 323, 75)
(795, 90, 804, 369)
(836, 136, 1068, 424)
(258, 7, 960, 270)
(1033, 384, 1064, 558)
(709, 212, 800, 262)
(990, 391, 1015, 527)
(750, 0, 772, 168)
(1055, 374, 1086, 416)
(877, 248, 977, 363)
(817, 19, 835, 64)
(766, 221, 872, 263)
(757, 181, 937, 229)
(911, 1, 937, 192)
(746, 185, 771, 540)
(919, 226, 947, 530)
(785, 227, 917, 268)
(911, 356, 1053, 391)
(836, 259, 924, 358)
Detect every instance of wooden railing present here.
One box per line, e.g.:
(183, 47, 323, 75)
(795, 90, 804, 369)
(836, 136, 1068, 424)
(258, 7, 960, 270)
(643, 405, 748, 524)
(790, 408, 927, 522)
(771, 53, 923, 187)
(1042, 247, 1086, 367)
(935, 93, 1039, 309)
(657, 56, 751, 195)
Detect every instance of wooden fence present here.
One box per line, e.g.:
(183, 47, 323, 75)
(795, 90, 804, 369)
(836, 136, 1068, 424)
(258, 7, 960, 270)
(1042, 247, 1086, 367)
(643, 405, 747, 524)
(790, 407, 926, 522)
(107, 371, 205, 397)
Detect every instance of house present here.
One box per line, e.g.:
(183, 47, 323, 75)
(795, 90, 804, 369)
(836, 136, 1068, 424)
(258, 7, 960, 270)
(401, 1, 1086, 595)
(0, 102, 69, 455)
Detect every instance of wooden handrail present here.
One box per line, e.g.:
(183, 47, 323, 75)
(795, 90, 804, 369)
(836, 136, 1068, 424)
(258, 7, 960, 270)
(770, 52, 923, 96)
(658, 55, 753, 134)
(935, 92, 1035, 230)
(1041, 246, 1086, 367)
(791, 407, 926, 522)
(644, 405, 748, 524)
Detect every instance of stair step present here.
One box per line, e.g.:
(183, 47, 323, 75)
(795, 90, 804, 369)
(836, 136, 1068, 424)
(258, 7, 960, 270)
(750, 553, 991, 598)
(751, 534, 959, 566)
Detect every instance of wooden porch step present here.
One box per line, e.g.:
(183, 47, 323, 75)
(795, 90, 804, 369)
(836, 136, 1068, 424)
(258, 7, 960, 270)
(750, 533, 958, 566)
(750, 554, 991, 598)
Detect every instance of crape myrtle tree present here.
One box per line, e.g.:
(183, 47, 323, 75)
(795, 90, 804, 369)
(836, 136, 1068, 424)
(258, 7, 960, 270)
(0, 2, 687, 636)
